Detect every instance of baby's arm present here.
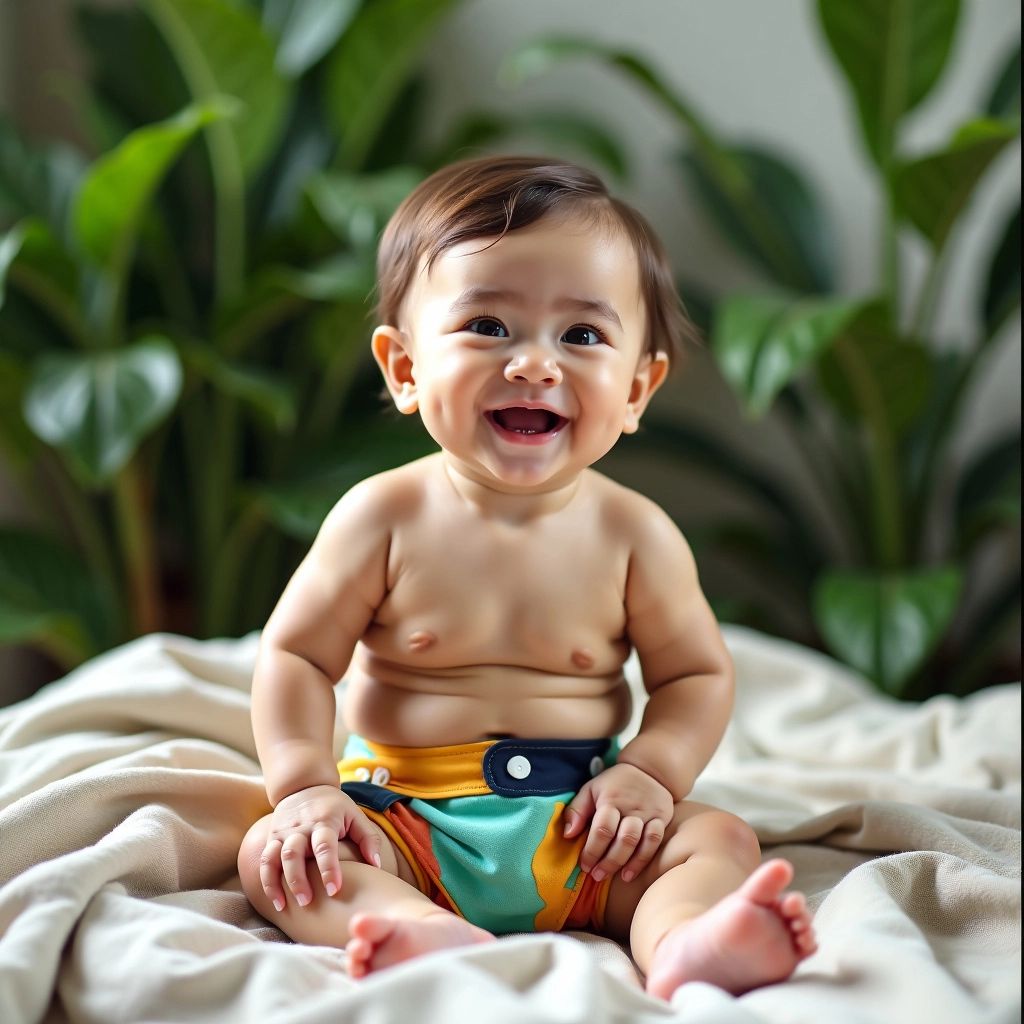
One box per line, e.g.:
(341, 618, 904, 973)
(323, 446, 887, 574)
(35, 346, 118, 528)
(251, 480, 392, 909)
(565, 498, 734, 882)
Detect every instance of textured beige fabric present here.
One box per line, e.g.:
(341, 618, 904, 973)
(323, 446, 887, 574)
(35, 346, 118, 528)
(0, 628, 1019, 1023)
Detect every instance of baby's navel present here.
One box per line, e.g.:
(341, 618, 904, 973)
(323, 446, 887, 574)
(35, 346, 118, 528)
(408, 630, 437, 653)
(571, 648, 595, 670)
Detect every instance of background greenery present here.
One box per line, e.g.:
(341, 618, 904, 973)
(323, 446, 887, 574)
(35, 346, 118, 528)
(0, 0, 1019, 701)
(0, 0, 625, 680)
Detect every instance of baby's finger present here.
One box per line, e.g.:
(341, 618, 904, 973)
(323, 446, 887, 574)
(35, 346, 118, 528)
(311, 824, 342, 897)
(589, 815, 644, 881)
(345, 811, 383, 871)
(563, 785, 597, 839)
(259, 837, 287, 912)
(280, 832, 313, 907)
(580, 805, 621, 874)
(619, 818, 666, 882)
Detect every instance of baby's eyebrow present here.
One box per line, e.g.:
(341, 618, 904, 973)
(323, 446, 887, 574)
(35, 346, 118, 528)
(448, 286, 623, 328)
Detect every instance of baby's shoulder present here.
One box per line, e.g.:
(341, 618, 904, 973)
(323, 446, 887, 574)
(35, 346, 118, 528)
(587, 470, 682, 544)
(320, 455, 437, 537)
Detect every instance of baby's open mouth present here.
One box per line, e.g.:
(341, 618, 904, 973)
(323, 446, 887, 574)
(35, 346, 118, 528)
(486, 407, 568, 436)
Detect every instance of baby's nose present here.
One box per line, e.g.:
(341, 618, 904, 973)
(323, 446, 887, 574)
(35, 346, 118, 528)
(504, 345, 562, 386)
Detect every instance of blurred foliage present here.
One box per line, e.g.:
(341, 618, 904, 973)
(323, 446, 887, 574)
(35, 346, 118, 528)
(504, 2, 1021, 698)
(0, 0, 627, 668)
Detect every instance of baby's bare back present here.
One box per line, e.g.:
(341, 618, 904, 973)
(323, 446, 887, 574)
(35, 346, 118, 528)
(342, 456, 637, 745)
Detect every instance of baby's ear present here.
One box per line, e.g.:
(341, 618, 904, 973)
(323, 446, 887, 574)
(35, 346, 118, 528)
(371, 325, 418, 414)
(622, 352, 669, 434)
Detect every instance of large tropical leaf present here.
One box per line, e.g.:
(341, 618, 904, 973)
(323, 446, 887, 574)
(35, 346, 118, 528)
(502, 38, 834, 291)
(981, 205, 1020, 338)
(813, 565, 962, 696)
(324, 0, 458, 170)
(816, 0, 961, 167)
(679, 145, 835, 293)
(985, 43, 1021, 119)
(306, 166, 423, 250)
(263, 0, 361, 77)
(142, 0, 290, 175)
(816, 302, 932, 437)
(892, 118, 1018, 252)
(0, 527, 114, 665)
(23, 336, 183, 485)
(712, 294, 864, 416)
(73, 102, 229, 272)
(623, 418, 828, 573)
(955, 432, 1022, 551)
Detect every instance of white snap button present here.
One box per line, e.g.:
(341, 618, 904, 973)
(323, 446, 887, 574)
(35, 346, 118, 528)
(371, 767, 391, 786)
(354, 767, 371, 782)
(590, 756, 605, 777)
(506, 755, 532, 780)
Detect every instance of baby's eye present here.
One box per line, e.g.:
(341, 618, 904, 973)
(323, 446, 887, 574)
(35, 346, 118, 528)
(562, 325, 603, 346)
(466, 317, 508, 338)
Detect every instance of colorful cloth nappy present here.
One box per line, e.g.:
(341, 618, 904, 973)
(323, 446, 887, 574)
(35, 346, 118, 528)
(337, 735, 619, 934)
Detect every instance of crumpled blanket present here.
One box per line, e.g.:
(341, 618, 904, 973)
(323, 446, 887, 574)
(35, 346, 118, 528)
(0, 626, 1019, 1023)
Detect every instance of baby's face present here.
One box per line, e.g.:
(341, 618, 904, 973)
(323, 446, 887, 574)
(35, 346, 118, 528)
(387, 211, 666, 493)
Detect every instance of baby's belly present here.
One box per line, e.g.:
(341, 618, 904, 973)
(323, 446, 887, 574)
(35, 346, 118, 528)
(341, 656, 633, 745)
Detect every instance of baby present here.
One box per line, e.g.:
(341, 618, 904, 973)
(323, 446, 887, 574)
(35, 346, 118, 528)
(237, 155, 816, 1000)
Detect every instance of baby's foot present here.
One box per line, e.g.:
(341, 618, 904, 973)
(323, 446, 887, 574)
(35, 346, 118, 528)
(646, 858, 817, 1000)
(345, 909, 496, 978)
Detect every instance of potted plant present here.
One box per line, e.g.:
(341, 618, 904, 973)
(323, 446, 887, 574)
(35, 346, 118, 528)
(502, 1, 1020, 698)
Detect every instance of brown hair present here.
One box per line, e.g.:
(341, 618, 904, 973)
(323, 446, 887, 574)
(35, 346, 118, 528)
(375, 155, 698, 365)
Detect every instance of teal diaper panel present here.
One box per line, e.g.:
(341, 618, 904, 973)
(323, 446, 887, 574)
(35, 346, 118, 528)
(409, 792, 571, 934)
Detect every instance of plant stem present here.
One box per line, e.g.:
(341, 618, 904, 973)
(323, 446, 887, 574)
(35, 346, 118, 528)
(910, 244, 950, 340)
(207, 502, 265, 637)
(146, 0, 245, 310)
(833, 338, 904, 568)
(113, 461, 162, 636)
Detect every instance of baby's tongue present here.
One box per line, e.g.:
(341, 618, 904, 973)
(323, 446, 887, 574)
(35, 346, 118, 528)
(497, 408, 550, 433)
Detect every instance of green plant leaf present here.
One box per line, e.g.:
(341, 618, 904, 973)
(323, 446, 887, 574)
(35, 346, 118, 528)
(712, 294, 864, 416)
(429, 110, 629, 181)
(0, 120, 86, 244)
(307, 166, 424, 250)
(816, 0, 961, 167)
(982, 205, 1020, 337)
(0, 527, 113, 665)
(679, 144, 836, 293)
(985, 43, 1021, 118)
(816, 302, 933, 436)
(813, 565, 962, 696)
(892, 117, 1018, 251)
(143, 0, 290, 175)
(955, 432, 1021, 551)
(0, 219, 79, 328)
(215, 254, 375, 353)
(180, 342, 297, 431)
(263, 0, 361, 76)
(253, 421, 438, 539)
(623, 418, 828, 573)
(324, 0, 458, 171)
(501, 39, 834, 291)
(500, 37, 715, 142)
(0, 351, 36, 467)
(73, 101, 230, 272)
(23, 336, 183, 485)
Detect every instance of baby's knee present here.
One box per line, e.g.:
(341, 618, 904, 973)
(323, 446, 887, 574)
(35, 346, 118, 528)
(664, 809, 761, 871)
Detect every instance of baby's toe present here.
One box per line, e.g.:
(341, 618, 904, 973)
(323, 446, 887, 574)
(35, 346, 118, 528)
(346, 937, 374, 977)
(779, 891, 806, 919)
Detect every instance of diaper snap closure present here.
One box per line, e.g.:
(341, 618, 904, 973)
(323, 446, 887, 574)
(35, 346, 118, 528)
(483, 739, 612, 797)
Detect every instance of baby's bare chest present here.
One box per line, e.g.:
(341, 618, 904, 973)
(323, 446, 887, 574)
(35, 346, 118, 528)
(371, 525, 630, 668)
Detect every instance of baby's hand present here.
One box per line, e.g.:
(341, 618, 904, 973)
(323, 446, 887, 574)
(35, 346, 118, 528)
(563, 763, 674, 883)
(259, 785, 381, 911)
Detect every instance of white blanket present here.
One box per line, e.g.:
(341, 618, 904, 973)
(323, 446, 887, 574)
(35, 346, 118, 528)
(0, 627, 1019, 1023)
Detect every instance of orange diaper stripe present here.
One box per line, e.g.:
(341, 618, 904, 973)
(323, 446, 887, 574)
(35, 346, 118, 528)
(337, 739, 493, 798)
(532, 801, 585, 932)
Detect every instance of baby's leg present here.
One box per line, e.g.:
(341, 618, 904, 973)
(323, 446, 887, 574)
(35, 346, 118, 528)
(238, 813, 494, 976)
(601, 802, 816, 999)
